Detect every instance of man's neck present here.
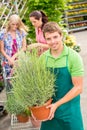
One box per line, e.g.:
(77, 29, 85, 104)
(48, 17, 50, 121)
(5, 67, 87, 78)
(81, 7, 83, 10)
(51, 44, 64, 58)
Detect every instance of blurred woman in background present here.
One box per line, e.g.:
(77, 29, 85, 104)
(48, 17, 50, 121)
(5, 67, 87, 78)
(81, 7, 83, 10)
(0, 14, 28, 76)
(29, 10, 49, 55)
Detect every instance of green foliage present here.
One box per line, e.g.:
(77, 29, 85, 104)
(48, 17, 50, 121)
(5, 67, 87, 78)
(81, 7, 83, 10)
(11, 50, 55, 107)
(0, 6, 9, 15)
(5, 93, 30, 115)
(0, 81, 4, 87)
(63, 33, 81, 53)
(0, 6, 10, 28)
(5, 93, 24, 114)
(73, 45, 81, 53)
(24, 0, 67, 41)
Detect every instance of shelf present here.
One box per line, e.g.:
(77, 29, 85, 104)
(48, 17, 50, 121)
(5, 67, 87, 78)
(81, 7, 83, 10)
(68, 20, 87, 24)
(68, 26, 87, 32)
(11, 114, 39, 130)
(67, 7, 87, 12)
(68, 1, 87, 5)
(66, 0, 87, 32)
(68, 14, 87, 18)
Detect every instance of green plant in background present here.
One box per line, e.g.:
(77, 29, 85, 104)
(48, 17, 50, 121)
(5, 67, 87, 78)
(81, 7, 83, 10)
(0, 6, 10, 28)
(11, 50, 55, 108)
(24, 0, 67, 41)
(0, 0, 67, 43)
(0, 81, 4, 92)
(64, 35, 76, 48)
(5, 93, 30, 116)
(0, 6, 10, 16)
(64, 34, 81, 52)
(73, 45, 81, 53)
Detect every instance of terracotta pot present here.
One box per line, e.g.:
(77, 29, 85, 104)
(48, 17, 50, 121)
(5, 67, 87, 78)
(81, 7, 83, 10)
(30, 99, 52, 120)
(16, 114, 29, 123)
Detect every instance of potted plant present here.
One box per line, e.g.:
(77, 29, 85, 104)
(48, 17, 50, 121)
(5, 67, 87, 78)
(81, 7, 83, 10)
(5, 93, 30, 123)
(64, 34, 81, 52)
(11, 50, 55, 120)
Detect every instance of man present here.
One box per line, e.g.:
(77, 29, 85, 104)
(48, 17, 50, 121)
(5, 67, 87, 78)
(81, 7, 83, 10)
(40, 22, 84, 130)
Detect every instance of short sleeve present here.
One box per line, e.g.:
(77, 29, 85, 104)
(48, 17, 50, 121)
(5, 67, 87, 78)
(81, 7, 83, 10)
(21, 30, 27, 38)
(69, 50, 84, 76)
(22, 31, 26, 37)
(17, 30, 27, 39)
(0, 30, 5, 40)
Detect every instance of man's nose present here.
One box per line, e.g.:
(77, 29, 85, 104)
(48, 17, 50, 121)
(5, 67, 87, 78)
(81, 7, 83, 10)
(51, 38, 55, 43)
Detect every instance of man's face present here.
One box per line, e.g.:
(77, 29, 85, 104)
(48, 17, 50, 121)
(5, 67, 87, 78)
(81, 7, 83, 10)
(44, 31, 62, 51)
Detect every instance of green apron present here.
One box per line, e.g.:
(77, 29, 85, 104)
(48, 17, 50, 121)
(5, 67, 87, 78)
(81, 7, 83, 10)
(40, 56, 84, 130)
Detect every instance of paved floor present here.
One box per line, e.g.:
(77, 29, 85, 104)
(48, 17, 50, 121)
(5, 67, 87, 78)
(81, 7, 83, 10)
(73, 30, 87, 130)
(0, 30, 87, 130)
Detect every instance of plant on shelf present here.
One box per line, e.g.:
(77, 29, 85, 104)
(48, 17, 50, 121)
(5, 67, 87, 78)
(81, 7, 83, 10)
(64, 34, 81, 52)
(11, 50, 55, 120)
(5, 93, 30, 122)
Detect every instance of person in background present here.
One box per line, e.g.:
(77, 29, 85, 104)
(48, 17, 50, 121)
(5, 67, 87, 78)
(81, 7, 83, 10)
(29, 10, 49, 126)
(29, 10, 49, 55)
(39, 22, 84, 130)
(0, 14, 28, 76)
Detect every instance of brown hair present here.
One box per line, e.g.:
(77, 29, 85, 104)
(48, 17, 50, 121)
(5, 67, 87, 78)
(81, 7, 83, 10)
(29, 10, 48, 29)
(42, 22, 62, 37)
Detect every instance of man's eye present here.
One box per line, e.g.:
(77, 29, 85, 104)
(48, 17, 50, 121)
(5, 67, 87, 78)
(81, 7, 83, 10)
(47, 38, 50, 41)
(54, 36, 58, 39)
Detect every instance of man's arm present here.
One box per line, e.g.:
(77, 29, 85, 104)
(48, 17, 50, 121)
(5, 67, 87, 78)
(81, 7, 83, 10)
(47, 76, 83, 120)
(56, 76, 83, 107)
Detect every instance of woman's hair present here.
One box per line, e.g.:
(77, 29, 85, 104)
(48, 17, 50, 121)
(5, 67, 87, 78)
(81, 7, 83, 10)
(42, 22, 62, 37)
(6, 14, 28, 33)
(29, 10, 48, 29)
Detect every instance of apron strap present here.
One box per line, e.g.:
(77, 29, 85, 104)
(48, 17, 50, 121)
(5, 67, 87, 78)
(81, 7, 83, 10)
(66, 56, 68, 67)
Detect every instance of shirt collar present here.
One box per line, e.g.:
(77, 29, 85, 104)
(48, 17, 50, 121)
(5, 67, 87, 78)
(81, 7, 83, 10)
(46, 44, 68, 58)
